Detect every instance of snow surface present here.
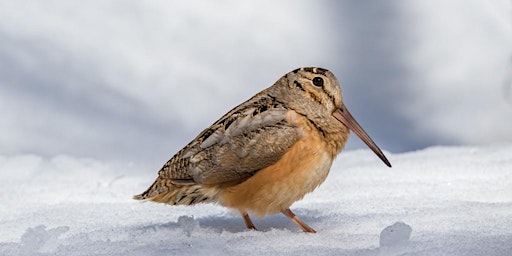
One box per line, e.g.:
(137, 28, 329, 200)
(1, 145, 511, 255)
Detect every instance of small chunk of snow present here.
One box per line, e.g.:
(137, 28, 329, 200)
(379, 221, 412, 247)
(178, 216, 199, 237)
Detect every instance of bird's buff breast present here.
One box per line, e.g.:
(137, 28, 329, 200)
(218, 112, 335, 217)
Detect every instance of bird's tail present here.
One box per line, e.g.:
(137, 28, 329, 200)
(133, 177, 219, 205)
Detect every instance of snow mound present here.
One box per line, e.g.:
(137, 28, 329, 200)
(379, 221, 412, 247)
(1, 225, 69, 256)
(178, 216, 199, 237)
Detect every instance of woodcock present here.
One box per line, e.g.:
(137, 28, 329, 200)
(134, 67, 391, 233)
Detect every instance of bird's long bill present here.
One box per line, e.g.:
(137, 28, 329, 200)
(332, 106, 392, 167)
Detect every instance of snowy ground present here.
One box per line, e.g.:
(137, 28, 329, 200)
(1, 145, 511, 255)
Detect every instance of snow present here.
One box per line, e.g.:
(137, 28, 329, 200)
(1, 145, 511, 255)
(379, 222, 412, 247)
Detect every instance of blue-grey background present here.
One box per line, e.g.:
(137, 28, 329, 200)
(1, 0, 511, 166)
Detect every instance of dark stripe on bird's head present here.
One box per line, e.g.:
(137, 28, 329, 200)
(299, 67, 328, 75)
(294, 81, 306, 92)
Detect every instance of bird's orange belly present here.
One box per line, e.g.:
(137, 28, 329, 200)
(218, 134, 334, 217)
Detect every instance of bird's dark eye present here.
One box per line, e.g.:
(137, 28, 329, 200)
(312, 77, 324, 87)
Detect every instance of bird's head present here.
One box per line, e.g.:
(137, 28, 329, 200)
(273, 67, 391, 167)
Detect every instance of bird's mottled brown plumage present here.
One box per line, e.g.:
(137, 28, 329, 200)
(134, 67, 391, 233)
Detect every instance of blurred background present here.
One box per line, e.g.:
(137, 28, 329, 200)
(1, 0, 511, 167)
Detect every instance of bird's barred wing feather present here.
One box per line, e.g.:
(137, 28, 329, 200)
(158, 91, 300, 185)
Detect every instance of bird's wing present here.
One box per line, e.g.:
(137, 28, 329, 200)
(158, 92, 300, 185)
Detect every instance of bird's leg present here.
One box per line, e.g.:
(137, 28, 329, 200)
(241, 212, 257, 230)
(281, 208, 317, 233)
